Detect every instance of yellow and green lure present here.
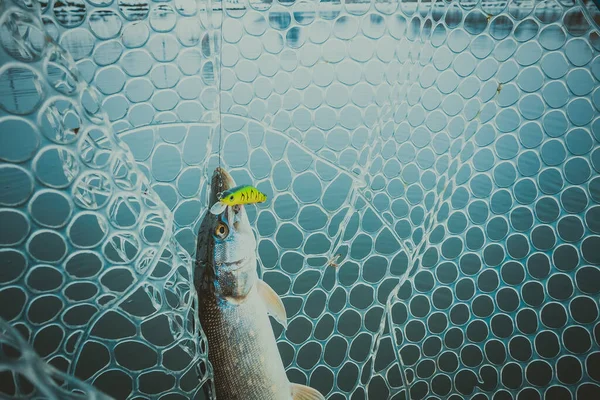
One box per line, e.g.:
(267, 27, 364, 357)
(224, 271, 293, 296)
(210, 185, 267, 215)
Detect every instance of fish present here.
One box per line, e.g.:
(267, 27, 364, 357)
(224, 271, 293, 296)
(195, 167, 325, 400)
(210, 184, 268, 215)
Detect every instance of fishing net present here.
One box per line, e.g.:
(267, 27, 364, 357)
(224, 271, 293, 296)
(1, 0, 600, 399)
(0, 0, 210, 397)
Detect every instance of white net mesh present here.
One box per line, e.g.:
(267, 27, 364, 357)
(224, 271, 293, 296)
(0, 0, 210, 397)
(1, 0, 600, 399)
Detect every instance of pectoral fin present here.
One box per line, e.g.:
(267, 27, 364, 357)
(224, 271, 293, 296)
(257, 280, 287, 328)
(290, 383, 325, 400)
(209, 201, 227, 215)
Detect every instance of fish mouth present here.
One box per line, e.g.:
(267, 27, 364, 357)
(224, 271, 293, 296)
(210, 167, 235, 207)
(221, 257, 247, 268)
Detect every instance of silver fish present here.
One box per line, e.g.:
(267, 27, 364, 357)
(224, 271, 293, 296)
(195, 168, 325, 400)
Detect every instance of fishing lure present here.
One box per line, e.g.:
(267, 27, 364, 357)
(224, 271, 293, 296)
(210, 185, 267, 215)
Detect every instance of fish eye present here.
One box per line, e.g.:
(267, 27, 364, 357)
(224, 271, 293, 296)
(230, 195, 234, 200)
(215, 222, 229, 239)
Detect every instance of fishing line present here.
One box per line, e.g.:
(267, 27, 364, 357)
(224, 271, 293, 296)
(217, 14, 223, 170)
(217, 0, 225, 194)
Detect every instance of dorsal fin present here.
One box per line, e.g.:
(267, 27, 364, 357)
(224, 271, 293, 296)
(257, 280, 287, 328)
(290, 383, 325, 400)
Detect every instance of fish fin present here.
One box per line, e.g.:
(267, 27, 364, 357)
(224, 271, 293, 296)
(290, 383, 325, 400)
(257, 280, 287, 328)
(209, 201, 227, 215)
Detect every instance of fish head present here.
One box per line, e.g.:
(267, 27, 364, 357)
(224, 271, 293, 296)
(211, 205, 256, 271)
(196, 168, 257, 299)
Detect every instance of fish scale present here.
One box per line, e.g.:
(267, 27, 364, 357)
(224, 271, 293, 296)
(199, 283, 291, 400)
